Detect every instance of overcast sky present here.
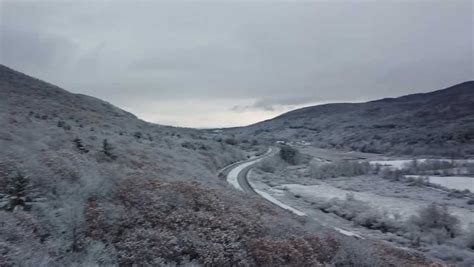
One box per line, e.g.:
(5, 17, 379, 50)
(1, 0, 472, 128)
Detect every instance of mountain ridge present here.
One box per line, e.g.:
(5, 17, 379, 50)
(232, 81, 474, 156)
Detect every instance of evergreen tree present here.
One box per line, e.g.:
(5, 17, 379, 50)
(133, 132, 143, 139)
(102, 139, 117, 160)
(279, 145, 300, 165)
(73, 138, 89, 153)
(4, 172, 30, 211)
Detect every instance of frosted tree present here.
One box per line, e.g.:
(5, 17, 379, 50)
(279, 145, 300, 165)
(73, 138, 89, 153)
(3, 172, 30, 211)
(102, 139, 117, 160)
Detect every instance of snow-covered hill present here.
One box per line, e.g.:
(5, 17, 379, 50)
(231, 81, 474, 157)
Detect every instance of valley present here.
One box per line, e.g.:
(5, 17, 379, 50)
(243, 143, 474, 265)
(0, 64, 472, 266)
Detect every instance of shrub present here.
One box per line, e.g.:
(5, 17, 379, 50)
(380, 168, 404, 181)
(258, 157, 280, 173)
(315, 194, 399, 233)
(279, 145, 301, 165)
(408, 203, 460, 244)
(310, 160, 371, 179)
(57, 120, 71, 130)
(331, 237, 384, 267)
(111, 178, 264, 266)
(102, 139, 117, 160)
(427, 244, 474, 266)
(73, 138, 89, 153)
(464, 225, 474, 250)
(406, 176, 429, 187)
(1, 172, 31, 211)
(248, 235, 342, 265)
(133, 132, 142, 139)
(224, 138, 238, 145)
(181, 141, 196, 150)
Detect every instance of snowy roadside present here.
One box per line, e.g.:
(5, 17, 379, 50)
(246, 176, 306, 216)
(247, 170, 366, 239)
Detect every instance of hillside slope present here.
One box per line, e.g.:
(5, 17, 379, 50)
(235, 82, 474, 156)
(0, 65, 282, 265)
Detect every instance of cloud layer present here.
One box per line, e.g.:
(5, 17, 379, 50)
(1, 0, 472, 127)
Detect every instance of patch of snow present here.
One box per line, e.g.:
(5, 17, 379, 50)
(406, 175, 474, 192)
(253, 188, 307, 216)
(370, 159, 474, 169)
(334, 227, 364, 239)
(267, 187, 286, 196)
(369, 159, 418, 169)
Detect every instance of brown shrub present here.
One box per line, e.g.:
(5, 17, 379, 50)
(247, 235, 343, 266)
(109, 177, 264, 265)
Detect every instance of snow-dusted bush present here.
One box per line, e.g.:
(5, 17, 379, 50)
(331, 237, 384, 267)
(279, 145, 301, 165)
(427, 244, 474, 267)
(0, 211, 51, 265)
(224, 138, 238, 145)
(106, 178, 265, 265)
(248, 234, 343, 265)
(380, 168, 404, 181)
(257, 156, 281, 173)
(316, 194, 399, 233)
(181, 141, 196, 150)
(101, 139, 117, 160)
(406, 176, 430, 187)
(408, 203, 461, 244)
(72, 138, 89, 153)
(403, 159, 456, 175)
(248, 236, 320, 265)
(1, 171, 31, 211)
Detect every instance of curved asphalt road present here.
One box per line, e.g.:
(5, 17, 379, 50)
(220, 147, 307, 216)
(219, 147, 277, 195)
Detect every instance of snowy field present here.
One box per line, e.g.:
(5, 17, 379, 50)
(406, 175, 474, 192)
(281, 183, 474, 229)
(370, 159, 474, 169)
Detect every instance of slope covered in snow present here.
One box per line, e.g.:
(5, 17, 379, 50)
(230, 81, 474, 157)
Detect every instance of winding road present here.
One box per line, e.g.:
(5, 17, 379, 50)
(219, 146, 363, 238)
(220, 147, 307, 216)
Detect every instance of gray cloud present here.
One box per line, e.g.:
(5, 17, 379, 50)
(0, 0, 472, 127)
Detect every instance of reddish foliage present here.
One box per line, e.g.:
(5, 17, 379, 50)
(105, 177, 265, 265)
